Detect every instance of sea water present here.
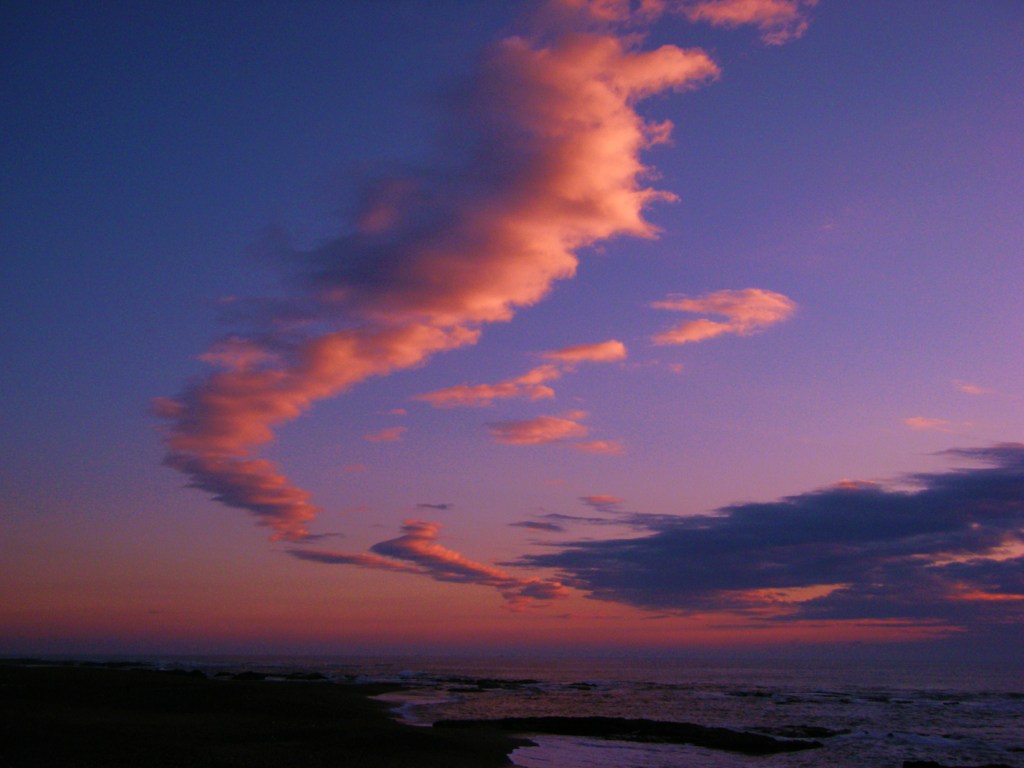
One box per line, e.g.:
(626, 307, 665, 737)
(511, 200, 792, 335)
(155, 654, 1024, 767)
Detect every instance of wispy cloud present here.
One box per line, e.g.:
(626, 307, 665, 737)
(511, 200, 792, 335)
(487, 414, 590, 445)
(679, 0, 818, 45)
(416, 339, 626, 408)
(291, 519, 568, 608)
(417, 502, 453, 511)
(518, 444, 1024, 630)
(579, 494, 625, 513)
(541, 340, 627, 364)
(574, 439, 626, 455)
(953, 380, 993, 396)
(157, 5, 719, 540)
(364, 426, 407, 443)
(414, 364, 561, 408)
(651, 288, 795, 346)
(511, 520, 566, 533)
(903, 416, 952, 433)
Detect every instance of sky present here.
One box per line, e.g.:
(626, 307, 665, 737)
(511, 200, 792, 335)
(2, 0, 1023, 660)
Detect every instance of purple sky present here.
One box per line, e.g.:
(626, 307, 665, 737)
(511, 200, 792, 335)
(2, 0, 1022, 658)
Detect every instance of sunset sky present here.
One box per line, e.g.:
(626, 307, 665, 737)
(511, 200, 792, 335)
(2, 0, 1022, 659)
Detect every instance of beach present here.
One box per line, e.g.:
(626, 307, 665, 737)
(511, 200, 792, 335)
(0, 661, 524, 768)
(3, 656, 1021, 768)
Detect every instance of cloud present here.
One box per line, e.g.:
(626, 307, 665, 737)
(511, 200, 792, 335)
(417, 502, 453, 511)
(416, 339, 626, 408)
(364, 426, 407, 443)
(289, 531, 345, 543)
(517, 444, 1024, 630)
(579, 494, 625, 513)
(541, 339, 627, 363)
(539, 511, 667, 529)
(157, 8, 720, 540)
(291, 519, 568, 608)
(414, 364, 561, 408)
(679, 0, 818, 45)
(289, 549, 424, 574)
(574, 439, 626, 455)
(953, 380, 992, 396)
(651, 288, 796, 345)
(511, 520, 566, 533)
(903, 416, 952, 432)
(487, 414, 589, 445)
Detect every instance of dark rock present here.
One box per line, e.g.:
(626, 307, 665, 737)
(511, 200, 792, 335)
(164, 668, 206, 679)
(283, 671, 327, 681)
(231, 671, 268, 681)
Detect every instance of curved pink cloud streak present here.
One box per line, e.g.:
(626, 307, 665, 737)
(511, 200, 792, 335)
(291, 520, 568, 609)
(651, 288, 795, 345)
(414, 339, 626, 408)
(157, 8, 720, 542)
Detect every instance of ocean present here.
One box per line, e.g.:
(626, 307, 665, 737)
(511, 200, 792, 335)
(156, 654, 1024, 767)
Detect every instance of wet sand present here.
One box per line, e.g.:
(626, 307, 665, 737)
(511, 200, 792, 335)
(0, 661, 525, 767)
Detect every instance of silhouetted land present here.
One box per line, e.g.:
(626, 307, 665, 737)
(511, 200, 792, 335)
(0, 661, 525, 767)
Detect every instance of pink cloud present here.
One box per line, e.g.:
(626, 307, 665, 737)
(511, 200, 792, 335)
(679, 0, 817, 45)
(291, 549, 424, 574)
(364, 426, 407, 443)
(903, 417, 952, 432)
(414, 364, 561, 408)
(541, 339, 627, 363)
(291, 520, 568, 608)
(574, 440, 626, 455)
(554, 0, 669, 24)
(158, 6, 720, 541)
(953, 380, 992, 396)
(651, 288, 795, 345)
(416, 339, 626, 408)
(579, 494, 624, 513)
(488, 415, 590, 445)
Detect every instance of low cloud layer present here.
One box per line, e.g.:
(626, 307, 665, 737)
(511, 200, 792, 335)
(291, 519, 567, 608)
(652, 288, 795, 345)
(518, 444, 1024, 629)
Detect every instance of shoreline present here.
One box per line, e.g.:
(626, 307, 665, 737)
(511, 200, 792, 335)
(0, 660, 527, 767)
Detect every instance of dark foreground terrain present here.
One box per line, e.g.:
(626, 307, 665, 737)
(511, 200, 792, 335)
(0, 662, 525, 768)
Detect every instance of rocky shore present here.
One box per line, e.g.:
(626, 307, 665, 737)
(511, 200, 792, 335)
(0, 661, 526, 767)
